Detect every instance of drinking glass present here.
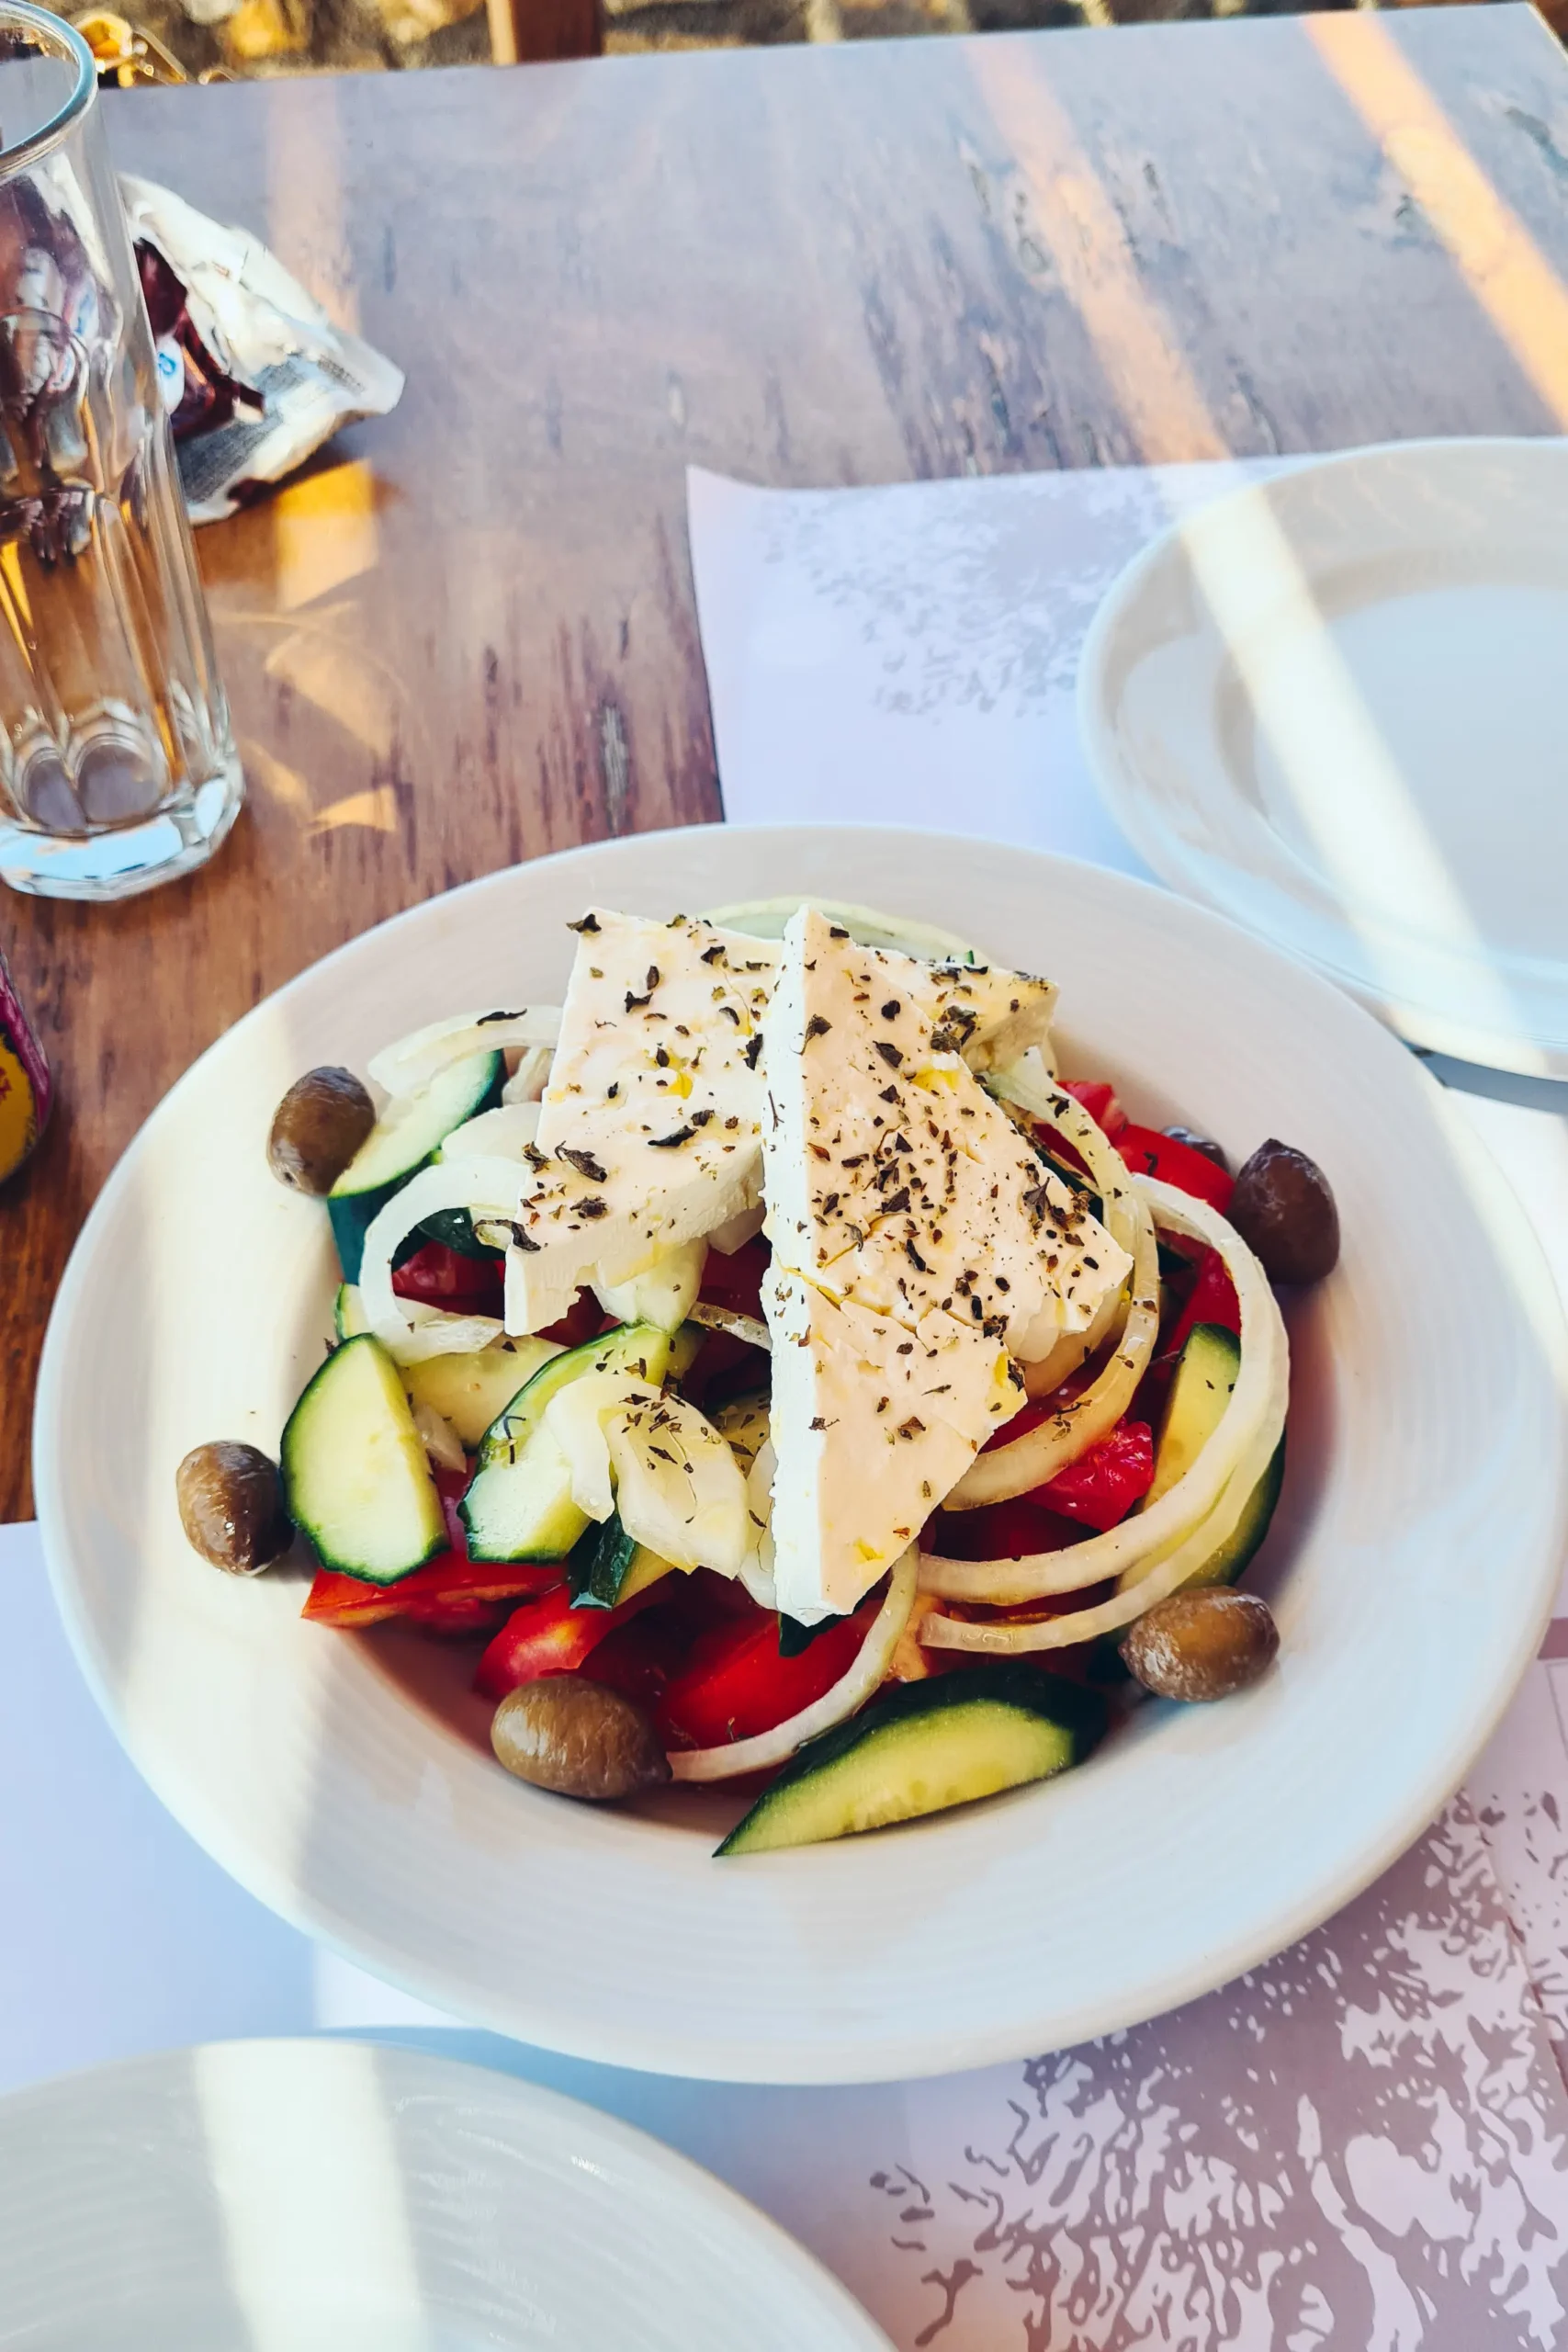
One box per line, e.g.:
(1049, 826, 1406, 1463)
(0, 5, 242, 899)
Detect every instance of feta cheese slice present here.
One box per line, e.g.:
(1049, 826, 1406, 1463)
(764, 1265, 1020, 1618)
(504, 910, 777, 1331)
(762, 909, 1128, 1358)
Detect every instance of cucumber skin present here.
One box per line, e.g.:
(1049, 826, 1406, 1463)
(1095, 1434, 1287, 1682)
(1185, 1436, 1285, 1591)
(717, 1667, 1107, 1856)
(281, 1335, 446, 1585)
(327, 1053, 503, 1283)
(460, 1324, 671, 1564)
(475, 1322, 671, 1468)
(569, 1514, 640, 1608)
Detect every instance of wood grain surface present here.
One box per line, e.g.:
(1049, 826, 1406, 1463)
(5, 6, 1568, 1517)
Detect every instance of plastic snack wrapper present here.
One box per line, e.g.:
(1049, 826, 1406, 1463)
(121, 175, 404, 525)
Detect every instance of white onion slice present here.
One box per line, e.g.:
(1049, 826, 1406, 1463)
(368, 1008, 560, 1098)
(668, 1548, 919, 1782)
(945, 1193, 1159, 1509)
(381, 1306, 505, 1366)
(921, 1419, 1281, 1654)
(359, 1156, 524, 1362)
(502, 1046, 553, 1104)
(440, 1102, 541, 1160)
(920, 1179, 1287, 1605)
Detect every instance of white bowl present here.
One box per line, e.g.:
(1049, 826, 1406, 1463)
(34, 826, 1568, 2082)
(0, 2038, 890, 2347)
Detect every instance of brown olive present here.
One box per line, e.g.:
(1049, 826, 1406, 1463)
(1229, 1137, 1339, 1283)
(175, 1441, 292, 1574)
(491, 1677, 671, 1801)
(267, 1067, 376, 1195)
(1120, 1588, 1279, 1702)
(1164, 1125, 1230, 1174)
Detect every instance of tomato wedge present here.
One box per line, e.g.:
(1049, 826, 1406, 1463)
(1058, 1079, 1127, 1139)
(303, 1468, 559, 1628)
(655, 1589, 880, 1751)
(1115, 1124, 1235, 1214)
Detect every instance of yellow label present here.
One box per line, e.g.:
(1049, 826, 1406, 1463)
(0, 1029, 38, 1177)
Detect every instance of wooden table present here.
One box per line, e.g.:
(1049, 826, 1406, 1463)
(4, 6, 1567, 1518)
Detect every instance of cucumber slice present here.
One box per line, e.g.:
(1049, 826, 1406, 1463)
(1186, 1438, 1285, 1591)
(1117, 1323, 1283, 1596)
(327, 1050, 503, 1283)
(568, 1510, 678, 1608)
(403, 1336, 561, 1449)
(461, 1424, 586, 1563)
(334, 1283, 370, 1340)
(281, 1335, 446, 1584)
(719, 1666, 1106, 1855)
(476, 1321, 671, 1467)
(1148, 1322, 1239, 1506)
(459, 1322, 671, 1564)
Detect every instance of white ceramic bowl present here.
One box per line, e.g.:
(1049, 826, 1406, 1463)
(0, 2039, 890, 2347)
(34, 826, 1568, 2081)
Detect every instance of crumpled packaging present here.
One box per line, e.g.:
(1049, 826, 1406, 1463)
(119, 174, 404, 525)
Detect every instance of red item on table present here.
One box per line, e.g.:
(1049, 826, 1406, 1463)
(0, 945, 51, 1182)
(1115, 1123, 1235, 1214)
(655, 1589, 879, 1750)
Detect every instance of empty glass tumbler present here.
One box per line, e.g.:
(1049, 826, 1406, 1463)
(0, 6, 242, 899)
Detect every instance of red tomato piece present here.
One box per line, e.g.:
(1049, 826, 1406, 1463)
(1115, 1124, 1235, 1213)
(1163, 1248, 1242, 1363)
(655, 1589, 879, 1751)
(538, 1288, 606, 1349)
(584, 1607, 694, 1710)
(1030, 1419, 1154, 1532)
(698, 1233, 771, 1319)
(1059, 1079, 1128, 1139)
(679, 1329, 771, 1416)
(303, 1558, 560, 1629)
(926, 1497, 1080, 1562)
(475, 1581, 663, 1701)
(392, 1241, 505, 1316)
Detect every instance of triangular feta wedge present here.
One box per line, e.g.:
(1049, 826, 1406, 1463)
(764, 1264, 1020, 1618)
(505, 910, 776, 1330)
(761, 908, 1129, 1359)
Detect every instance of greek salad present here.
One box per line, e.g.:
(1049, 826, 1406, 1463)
(175, 898, 1337, 1854)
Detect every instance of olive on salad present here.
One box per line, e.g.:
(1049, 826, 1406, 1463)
(1120, 1588, 1280, 1702)
(267, 1066, 377, 1196)
(175, 1441, 292, 1575)
(1229, 1137, 1339, 1284)
(491, 1677, 671, 1801)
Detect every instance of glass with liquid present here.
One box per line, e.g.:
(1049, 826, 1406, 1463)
(0, 6, 242, 899)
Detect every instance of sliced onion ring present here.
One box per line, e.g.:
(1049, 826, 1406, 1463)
(668, 1549, 919, 1782)
(368, 1009, 560, 1099)
(945, 1192, 1159, 1509)
(688, 1301, 772, 1352)
(919, 1179, 1287, 1607)
(359, 1155, 524, 1362)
